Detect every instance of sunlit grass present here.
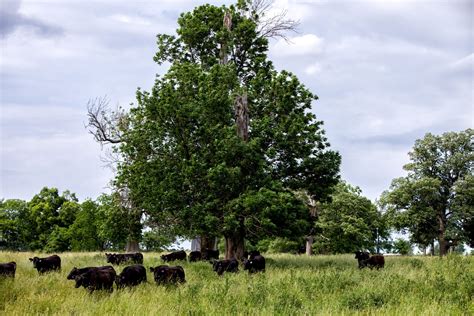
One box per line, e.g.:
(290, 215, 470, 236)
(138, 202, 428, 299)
(1, 252, 472, 315)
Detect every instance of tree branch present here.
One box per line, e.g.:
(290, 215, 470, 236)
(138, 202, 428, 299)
(85, 96, 126, 146)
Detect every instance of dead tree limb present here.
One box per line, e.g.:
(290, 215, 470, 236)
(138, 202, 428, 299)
(85, 96, 126, 146)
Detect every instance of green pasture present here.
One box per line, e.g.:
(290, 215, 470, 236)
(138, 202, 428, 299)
(0, 252, 472, 315)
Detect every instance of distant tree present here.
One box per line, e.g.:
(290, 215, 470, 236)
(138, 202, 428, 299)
(0, 199, 30, 250)
(27, 187, 79, 250)
(94, 193, 142, 251)
(381, 129, 473, 256)
(315, 182, 387, 254)
(68, 200, 106, 251)
(392, 238, 413, 255)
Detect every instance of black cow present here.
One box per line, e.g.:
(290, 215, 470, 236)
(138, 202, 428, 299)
(201, 249, 219, 261)
(212, 259, 239, 276)
(188, 251, 202, 262)
(247, 250, 261, 260)
(67, 266, 115, 280)
(364, 255, 385, 269)
(161, 250, 187, 262)
(115, 264, 147, 288)
(243, 255, 265, 274)
(105, 253, 143, 265)
(75, 268, 116, 293)
(150, 265, 186, 285)
(0, 262, 16, 278)
(29, 255, 61, 274)
(354, 251, 371, 269)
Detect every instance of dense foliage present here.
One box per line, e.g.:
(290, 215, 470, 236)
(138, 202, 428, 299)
(314, 182, 389, 254)
(0, 187, 162, 252)
(114, 1, 340, 258)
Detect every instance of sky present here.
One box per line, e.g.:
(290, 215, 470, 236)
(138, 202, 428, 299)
(1, 0, 473, 204)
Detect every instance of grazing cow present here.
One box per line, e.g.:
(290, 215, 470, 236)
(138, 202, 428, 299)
(75, 268, 116, 293)
(212, 259, 239, 276)
(29, 255, 61, 274)
(363, 255, 385, 269)
(188, 251, 202, 262)
(243, 255, 265, 274)
(150, 265, 186, 285)
(354, 251, 370, 269)
(247, 250, 261, 260)
(0, 262, 16, 278)
(161, 250, 187, 262)
(105, 253, 143, 265)
(67, 266, 115, 280)
(115, 264, 147, 288)
(201, 249, 219, 261)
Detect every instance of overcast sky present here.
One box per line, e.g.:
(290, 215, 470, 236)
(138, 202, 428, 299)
(1, 0, 472, 203)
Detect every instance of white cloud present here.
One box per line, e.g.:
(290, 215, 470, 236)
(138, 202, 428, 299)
(1, 0, 472, 204)
(305, 62, 321, 75)
(272, 34, 324, 57)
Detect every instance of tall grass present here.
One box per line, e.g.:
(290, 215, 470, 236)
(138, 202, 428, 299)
(1, 252, 472, 315)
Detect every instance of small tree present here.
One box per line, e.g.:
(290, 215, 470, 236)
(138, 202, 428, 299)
(392, 238, 413, 255)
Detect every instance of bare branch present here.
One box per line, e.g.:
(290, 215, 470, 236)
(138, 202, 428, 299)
(99, 147, 123, 172)
(250, 0, 300, 41)
(85, 96, 127, 146)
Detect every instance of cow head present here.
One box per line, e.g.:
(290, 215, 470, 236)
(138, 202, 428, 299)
(152, 266, 170, 283)
(354, 251, 369, 260)
(29, 257, 41, 268)
(243, 259, 254, 271)
(67, 267, 79, 280)
(105, 253, 116, 264)
(115, 275, 124, 287)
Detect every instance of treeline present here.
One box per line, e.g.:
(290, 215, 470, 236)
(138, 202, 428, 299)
(1, 182, 397, 254)
(0, 187, 174, 252)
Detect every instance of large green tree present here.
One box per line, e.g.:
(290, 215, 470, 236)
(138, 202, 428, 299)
(115, 1, 340, 259)
(381, 129, 473, 256)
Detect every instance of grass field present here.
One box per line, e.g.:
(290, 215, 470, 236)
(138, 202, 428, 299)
(0, 252, 472, 315)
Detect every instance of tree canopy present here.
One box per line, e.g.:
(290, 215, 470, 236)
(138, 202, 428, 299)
(114, 1, 341, 258)
(381, 129, 474, 256)
(314, 182, 388, 254)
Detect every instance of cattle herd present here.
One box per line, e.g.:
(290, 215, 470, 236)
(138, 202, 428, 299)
(0, 250, 384, 293)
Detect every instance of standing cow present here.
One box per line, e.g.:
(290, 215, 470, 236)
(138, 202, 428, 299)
(0, 262, 16, 278)
(188, 251, 202, 262)
(67, 266, 115, 280)
(29, 255, 61, 274)
(212, 259, 239, 276)
(243, 255, 266, 274)
(161, 250, 187, 262)
(201, 249, 219, 261)
(105, 253, 143, 265)
(115, 265, 147, 288)
(74, 268, 116, 293)
(150, 265, 186, 285)
(355, 251, 384, 269)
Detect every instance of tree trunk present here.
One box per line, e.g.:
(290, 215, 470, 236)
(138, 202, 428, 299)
(438, 215, 448, 257)
(305, 236, 313, 256)
(235, 93, 249, 141)
(201, 236, 217, 251)
(125, 239, 139, 252)
(225, 234, 245, 260)
(430, 240, 435, 256)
